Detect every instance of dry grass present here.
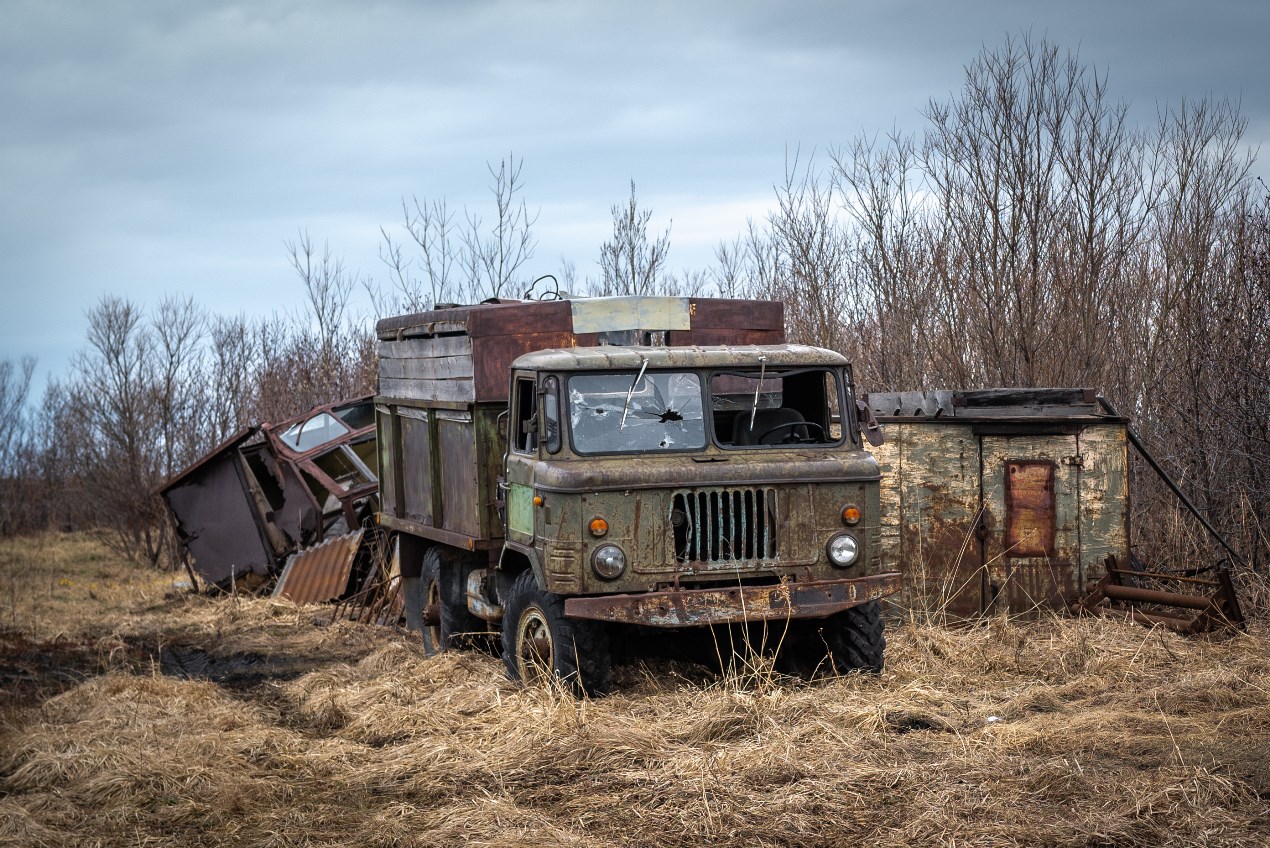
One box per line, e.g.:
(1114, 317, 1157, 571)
(1, 534, 1268, 847)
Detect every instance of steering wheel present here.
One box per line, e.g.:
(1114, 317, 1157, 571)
(755, 421, 826, 445)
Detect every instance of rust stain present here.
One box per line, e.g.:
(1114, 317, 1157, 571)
(273, 530, 364, 604)
(563, 573, 901, 627)
(1005, 461, 1055, 557)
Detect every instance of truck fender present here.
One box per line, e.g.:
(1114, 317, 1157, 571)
(495, 543, 547, 599)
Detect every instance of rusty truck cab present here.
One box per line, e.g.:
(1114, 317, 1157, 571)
(500, 344, 898, 629)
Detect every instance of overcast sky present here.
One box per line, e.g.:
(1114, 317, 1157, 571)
(4, 0, 1268, 390)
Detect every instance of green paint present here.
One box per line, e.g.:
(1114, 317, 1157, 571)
(508, 483, 534, 538)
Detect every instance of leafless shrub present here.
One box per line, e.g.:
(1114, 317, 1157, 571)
(596, 180, 673, 296)
(377, 152, 538, 312)
(732, 34, 1267, 574)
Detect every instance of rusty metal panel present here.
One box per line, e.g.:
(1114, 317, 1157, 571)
(272, 530, 364, 604)
(1076, 424, 1129, 590)
(873, 422, 986, 618)
(160, 429, 275, 586)
(981, 435, 1080, 614)
(564, 573, 902, 627)
(1004, 461, 1056, 556)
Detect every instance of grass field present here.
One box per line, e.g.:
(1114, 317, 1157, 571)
(1, 533, 1267, 847)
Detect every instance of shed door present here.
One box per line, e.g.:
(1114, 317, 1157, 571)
(979, 435, 1081, 614)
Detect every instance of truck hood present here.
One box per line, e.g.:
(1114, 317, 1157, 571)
(530, 450, 880, 493)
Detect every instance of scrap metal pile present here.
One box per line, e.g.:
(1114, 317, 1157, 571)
(159, 397, 400, 619)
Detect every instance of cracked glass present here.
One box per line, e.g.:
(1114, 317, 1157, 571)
(568, 372, 705, 453)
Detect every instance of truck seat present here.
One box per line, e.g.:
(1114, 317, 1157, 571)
(732, 408, 807, 445)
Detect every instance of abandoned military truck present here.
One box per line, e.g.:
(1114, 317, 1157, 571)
(373, 296, 901, 695)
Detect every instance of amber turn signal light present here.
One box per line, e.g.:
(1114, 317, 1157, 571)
(841, 505, 861, 525)
(533, 495, 544, 507)
(589, 517, 609, 537)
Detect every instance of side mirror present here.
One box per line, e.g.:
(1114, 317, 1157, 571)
(856, 399, 885, 447)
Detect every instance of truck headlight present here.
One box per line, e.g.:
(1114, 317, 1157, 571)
(591, 544, 626, 579)
(826, 534, 859, 567)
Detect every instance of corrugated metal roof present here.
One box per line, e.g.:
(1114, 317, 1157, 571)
(272, 530, 363, 604)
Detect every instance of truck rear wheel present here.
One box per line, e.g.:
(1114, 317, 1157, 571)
(414, 546, 484, 656)
(501, 570, 612, 697)
(778, 600, 886, 677)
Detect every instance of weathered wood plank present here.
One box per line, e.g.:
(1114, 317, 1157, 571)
(378, 376, 475, 404)
(379, 335, 474, 359)
(378, 353, 474, 381)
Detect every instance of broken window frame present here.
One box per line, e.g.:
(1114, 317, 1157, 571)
(707, 366, 849, 450)
(565, 370, 708, 456)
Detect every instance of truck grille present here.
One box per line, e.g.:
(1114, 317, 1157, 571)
(670, 487, 778, 564)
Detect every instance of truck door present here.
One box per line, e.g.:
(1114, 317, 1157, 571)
(504, 373, 540, 547)
(979, 432, 1081, 614)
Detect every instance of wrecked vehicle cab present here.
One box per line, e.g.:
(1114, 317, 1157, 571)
(506, 345, 894, 615)
(160, 397, 379, 590)
(375, 297, 901, 695)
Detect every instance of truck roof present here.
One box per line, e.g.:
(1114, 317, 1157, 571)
(511, 344, 849, 372)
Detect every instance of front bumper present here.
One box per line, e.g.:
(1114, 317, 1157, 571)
(562, 572, 902, 628)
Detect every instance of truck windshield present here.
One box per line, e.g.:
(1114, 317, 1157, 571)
(568, 372, 706, 453)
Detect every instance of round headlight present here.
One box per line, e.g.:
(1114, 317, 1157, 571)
(591, 544, 626, 579)
(826, 534, 859, 567)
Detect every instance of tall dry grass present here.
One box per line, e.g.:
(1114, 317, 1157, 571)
(2, 535, 1268, 846)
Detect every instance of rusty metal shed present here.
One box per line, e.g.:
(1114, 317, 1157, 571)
(863, 388, 1129, 619)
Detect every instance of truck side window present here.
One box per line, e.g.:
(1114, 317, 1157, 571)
(513, 377, 537, 453)
(543, 375, 561, 454)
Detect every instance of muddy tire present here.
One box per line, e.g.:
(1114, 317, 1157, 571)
(777, 601, 886, 677)
(825, 600, 885, 674)
(412, 546, 483, 656)
(501, 570, 612, 697)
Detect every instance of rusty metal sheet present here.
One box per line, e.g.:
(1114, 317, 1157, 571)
(872, 422, 986, 618)
(273, 530, 364, 604)
(1004, 461, 1056, 557)
(159, 428, 275, 586)
(563, 573, 902, 627)
(1075, 425, 1129, 590)
(982, 436, 1079, 614)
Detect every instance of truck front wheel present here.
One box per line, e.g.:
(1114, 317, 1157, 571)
(501, 570, 612, 697)
(777, 600, 886, 677)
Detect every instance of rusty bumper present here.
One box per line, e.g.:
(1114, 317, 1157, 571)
(562, 572, 902, 628)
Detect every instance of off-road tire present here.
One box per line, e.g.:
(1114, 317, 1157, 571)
(412, 546, 484, 656)
(501, 570, 612, 697)
(777, 601, 886, 677)
(825, 600, 885, 674)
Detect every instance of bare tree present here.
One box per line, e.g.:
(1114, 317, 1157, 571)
(66, 296, 167, 562)
(377, 153, 539, 308)
(764, 152, 855, 352)
(464, 153, 539, 300)
(597, 180, 672, 296)
(380, 196, 456, 311)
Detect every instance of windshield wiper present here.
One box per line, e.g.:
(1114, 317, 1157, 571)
(619, 357, 650, 431)
(748, 355, 768, 430)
